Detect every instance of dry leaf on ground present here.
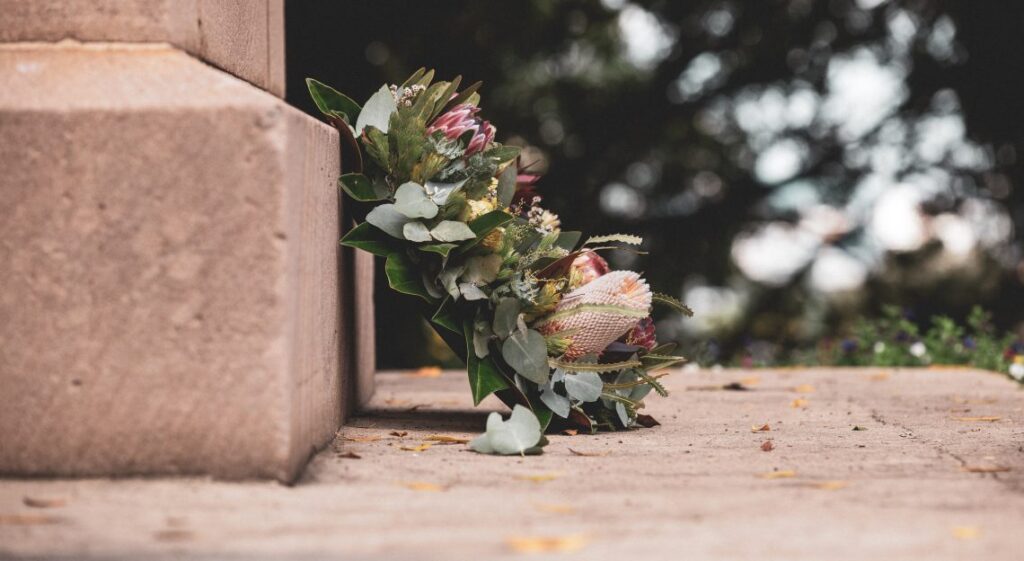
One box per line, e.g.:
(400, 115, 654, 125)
(561, 429, 579, 436)
(761, 440, 775, 452)
(751, 423, 771, 432)
(740, 375, 761, 386)
(758, 470, 797, 479)
(868, 372, 890, 381)
(952, 526, 980, 540)
(410, 366, 442, 378)
(793, 384, 816, 393)
(534, 503, 576, 514)
(336, 451, 362, 459)
(400, 443, 434, 452)
(852, 425, 869, 431)
(962, 465, 1011, 473)
(791, 397, 809, 409)
(813, 480, 849, 490)
(569, 448, 609, 457)
(953, 416, 1001, 422)
(389, 431, 408, 437)
(505, 534, 589, 553)
(154, 529, 193, 542)
(0, 513, 62, 525)
(22, 497, 67, 509)
(517, 473, 562, 483)
(425, 434, 470, 444)
(343, 435, 381, 443)
(400, 481, 444, 492)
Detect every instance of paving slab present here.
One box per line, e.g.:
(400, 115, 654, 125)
(1, 367, 1022, 560)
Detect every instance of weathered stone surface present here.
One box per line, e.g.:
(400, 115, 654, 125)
(0, 43, 340, 481)
(0, 367, 1021, 559)
(0, 0, 285, 96)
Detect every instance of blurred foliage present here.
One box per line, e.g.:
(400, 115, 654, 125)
(287, 0, 1024, 369)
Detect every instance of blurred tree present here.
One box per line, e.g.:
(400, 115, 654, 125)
(287, 0, 1023, 368)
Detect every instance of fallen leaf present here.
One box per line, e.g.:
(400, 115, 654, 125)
(793, 384, 816, 394)
(389, 431, 408, 437)
(722, 382, 749, 391)
(761, 440, 775, 452)
(534, 503, 576, 514)
(852, 425, 869, 431)
(384, 398, 411, 407)
(953, 416, 1001, 422)
(22, 497, 67, 509)
(758, 470, 797, 479)
(952, 526, 980, 540)
(517, 473, 562, 483)
(569, 448, 609, 457)
(813, 480, 849, 491)
(751, 423, 771, 432)
(336, 451, 362, 459)
(400, 442, 434, 452)
(411, 366, 442, 378)
(868, 372, 890, 381)
(561, 429, 579, 436)
(962, 465, 1011, 473)
(400, 481, 443, 492)
(343, 435, 381, 443)
(505, 534, 588, 553)
(791, 397, 809, 409)
(740, 375, 761, 386)
(425, 434, 470, 444)
(0, 513, 62, 525)
(154, 529, 193, 542)
(635, 414, 661, 428)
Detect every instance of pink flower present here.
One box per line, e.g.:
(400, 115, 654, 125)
(621, 317, 657, 351)
(568, 251, 609, 289)
(428, 104, 495, 155)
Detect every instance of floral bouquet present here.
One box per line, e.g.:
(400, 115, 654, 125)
(307, 69, 691, 452)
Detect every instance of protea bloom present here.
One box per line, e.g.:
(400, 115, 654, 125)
(568, 250, 609, 289)
(427, 104, 495, 155)
(538, 271, 652, 360)
(621, 317, 657, 351)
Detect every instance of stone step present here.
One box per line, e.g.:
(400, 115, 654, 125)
(0, 42, 368, 482)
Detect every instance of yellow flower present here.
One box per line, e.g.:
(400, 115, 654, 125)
(467, 197, 497, 221)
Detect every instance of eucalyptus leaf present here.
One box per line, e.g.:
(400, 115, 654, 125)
(424, 179, 467, 206)
(462, 254, 502, 284)
(468, 405, 543, 456)
(430, 220, 477, 242)
(564, 371, 603, 402)
(615, 402, 630, 427)
(472, 321, 492, 358)
(539, 386, 571, 418)
(365, 204, 410, 239)
(492, 298, 521, 339)
(496, 164, 517, 208)
(422, 272, 445, 299)
(355, 85, 397, 135)
(459, 282, 487, 301)
(438, 266, 465, 299)
(402, 221, 432, 242)
(394, 182, 439, 219)
(501, 329, 550, 384)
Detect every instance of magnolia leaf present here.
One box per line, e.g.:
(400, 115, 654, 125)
(338, 173, 384, 202)
(459, 282, 487, 301)
(539, 386, 571, 418)
(355, 85, 397, 135)
(385, 252, 433, 301)
(563, 371, 603, 402)
(306, 78, 361, 123)
(394, 182, 439, 219)
(365, 204, 410, 239)
(462, 254, 502, 284)
(340, 222, 398, 257)
(468, 406, 544, 455)
(496, 164, 517, 208)
(431, 297, 460, 333)
(492, 298, 521, 339)
(419, 242, 458, 257)
(585, 234, 638, 247)
(464, 321, 511, 404)
(652, 293, 695, 316)
(424, 179, 467, 206)
(403, 221, 432, 242)
(502, 329, 550, 384)
(431, 220, 477, 242)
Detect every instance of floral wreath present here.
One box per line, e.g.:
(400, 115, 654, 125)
(307, 69, 692, 454)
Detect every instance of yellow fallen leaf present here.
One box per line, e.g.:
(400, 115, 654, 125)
(400, 442, 434, 452)
(400, 481, 443, 492)
(813, 480, 849, 491)
(534, 503, 576, 514)
(505, 534, 589, 553)
(751, 423, 771, 432)
(384, 398, 411, 406)
(424, 434, 470, 444)
(22, 497, 68, 509)
(758, 470, 797, 479)
(517, 473, 562, 483)
(343, 435, 381, 443)
(0, 513, 62, 525)
(868, 372, 890, 381)
(791, 397, 809, 409)
(568, 448, 609, 457)
(952, 526, 980, 540)
(953, 416, 1001, 422)
(962, 465, 1011, 473)
(740, 375, 761, 386)
(411, 366, 442, 378)
(793, 384, 816, 394)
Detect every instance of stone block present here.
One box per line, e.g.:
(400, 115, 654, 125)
(0, 0, 285, 96)
(0, 43, 341, 481)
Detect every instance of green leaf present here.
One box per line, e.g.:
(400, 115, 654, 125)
(419, 242, 458, 257)
(501, 329, 550, 384)
(306, 78, 361, 123)
(385, 252, 433, 301)
(652, 293, 695, 316)
(340, 222, 398, 257)
(399, 67, 426, 89)
(402, 221, 432, 242)
(492, 298, 521, 339)
(584, 233, 643, 246)
(456, 210, 514, 255)
(441, 80, 482, 113)
(554, 231, 582, 251)
(338, 173, 384, 202)
(430, 220, 477, 242)
(481, 145, 521, 165)
(640, 353, 687, 372)
(394, 182, 438, 219)
(430, 297, 461, 334)
(563, 371, 603, 402)
(355, 85, 397, 135)
(365, 204, 410, 239)
(496, 164, 517, 208)
(468, 406, 544, 456)
(465, 321, 512, 405)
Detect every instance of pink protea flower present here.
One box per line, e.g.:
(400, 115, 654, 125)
(621, 317, 657, 351)
(568, 250, 609, 289)
(538, 271, 652, 360)
(428, 104, 495, 155)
